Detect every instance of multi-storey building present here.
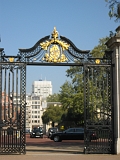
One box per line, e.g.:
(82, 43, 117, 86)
(26, 94, 43, 132)
(32, 79, 52, 99)
(30, 79, 52, 133)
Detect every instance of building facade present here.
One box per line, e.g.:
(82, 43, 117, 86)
(26, 94, 43, 132)
(32, 79, 52, 99)
(30, 79, 52, 132)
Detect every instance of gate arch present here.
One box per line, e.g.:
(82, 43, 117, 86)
(0, 27, 113, 154)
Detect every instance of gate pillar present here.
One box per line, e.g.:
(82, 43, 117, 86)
(106, 26, 120, 154)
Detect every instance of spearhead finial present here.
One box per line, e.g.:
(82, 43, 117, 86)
(51, 27, 59, 39)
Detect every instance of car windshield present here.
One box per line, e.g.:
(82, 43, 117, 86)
(50, 128, 58, 131)
(33, 127, 43, 132)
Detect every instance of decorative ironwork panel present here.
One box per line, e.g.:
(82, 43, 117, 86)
(84, 65, 113, 154)
(0, 50, 26, 154)
(19, 27, 90, 65)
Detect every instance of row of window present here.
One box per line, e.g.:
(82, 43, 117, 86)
(32, 106, 41, 109)
(32, 97, 40, 100)
(32, 115, 40, 118)
(32, 101, 40, 104)
(32, 111, 40, 114)
(32, 120, 40, 123)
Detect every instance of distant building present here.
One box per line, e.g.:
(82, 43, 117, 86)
(32, 79, 52, 99)
(26, 94, 43, 131)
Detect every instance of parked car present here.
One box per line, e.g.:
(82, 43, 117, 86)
(50, 127, 98, 142)
(30, 127, 43, 138)
(47, 127, 58, 138)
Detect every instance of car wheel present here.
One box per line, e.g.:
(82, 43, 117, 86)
(54, 135, 60, 142)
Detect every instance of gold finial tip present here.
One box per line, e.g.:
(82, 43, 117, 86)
(54, 26, 56, 30)
(52, 27, 59, 39)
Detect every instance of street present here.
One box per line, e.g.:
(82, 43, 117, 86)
(26, 134, 85, 154)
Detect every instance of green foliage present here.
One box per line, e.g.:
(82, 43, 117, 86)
(46, 93, 60, 102)
(42, 105, 64, 127)
(90, 37, 109, 58)
(58, 37, 111, 126)
(105, 0, 120, 21)
(59, 68, 84, 126)
(59, 81, 74, 109)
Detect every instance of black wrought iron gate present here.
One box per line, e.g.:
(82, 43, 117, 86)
(0, 27, 114, 154)
(84, 64, 113, 154)
(0, 50, 26, 154)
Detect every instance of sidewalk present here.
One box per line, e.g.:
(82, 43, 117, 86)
(0, 146, 120, 160)
(0, 143, 120, 160)
(0, 153, 120, 160)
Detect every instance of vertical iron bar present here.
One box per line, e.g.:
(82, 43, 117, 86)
(16, 68, 18, 148)
(0, 58, 2, 127)
(0, 64, 2, 150)
(16, 68, 18, 122)
(4, 69, 6, 120)
(12, 70, 14, 118)
(84, 65, 87, 153)
(8, 72, 10, 118)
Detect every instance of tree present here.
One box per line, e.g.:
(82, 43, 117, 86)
(105, 0, 120, 21)
(42, 105, 64, 127)
(59, 81, 74, 109)
(46, 93, 60, 102)
(85, 37, 111, 122)
(59, 76, 84, 126)
(58, 37, 110, 126)
(90, 37, 110, 58)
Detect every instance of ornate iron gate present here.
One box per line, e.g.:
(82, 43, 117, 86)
(84, 64, 114, 154)
(0, 27, 113, 154)
(0, 49, 26, 154)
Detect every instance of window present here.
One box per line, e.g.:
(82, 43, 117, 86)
(67, 128, 75, 132)
(76, 128, 84, 133)
(32, 106, 35, 109)
(32, 115, 37, 118)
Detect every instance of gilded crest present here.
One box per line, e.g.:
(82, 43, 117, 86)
(40, 27, 69, 63)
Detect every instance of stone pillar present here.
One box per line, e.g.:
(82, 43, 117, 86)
(106, 26, 120, 154)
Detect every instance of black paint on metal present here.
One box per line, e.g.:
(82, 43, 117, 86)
(0, 35, 113, 154)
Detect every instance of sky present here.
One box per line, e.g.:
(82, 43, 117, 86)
(0, 0, 119, 94)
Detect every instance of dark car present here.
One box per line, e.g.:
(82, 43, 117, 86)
(50, 127, 97, 142)
(30, 127, 43, 138)
(47, 127, 58, 138)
